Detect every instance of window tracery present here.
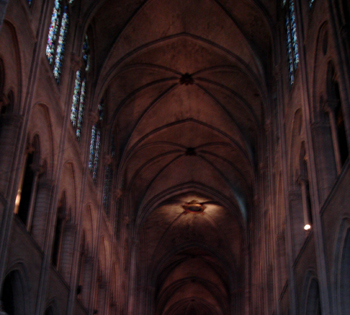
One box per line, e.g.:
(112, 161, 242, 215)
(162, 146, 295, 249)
(46, 0, 72, 83)
(283, 0, 299, 84)
(89, 100, 104, 181)
(70, 35, 90, 139)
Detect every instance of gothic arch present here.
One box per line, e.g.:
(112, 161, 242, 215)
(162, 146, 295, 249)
(1, 263, 30, 315)
(44, 300, 60, 315)
(0, 20, 22, 113)
(29, 103, 55, 178)
(334, 218, 350, 315)
(301, 273, 322, 315)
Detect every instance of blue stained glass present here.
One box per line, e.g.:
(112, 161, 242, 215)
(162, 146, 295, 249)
(290, 1, 299, 67)
(89, 125, 96, 169)
(53, 6, 68, 82)
(71, 34, 90, 139)
(88, 124, 101, 180)
(285, 0, 299, 84)
(76, 79, 86, 138)
(82, 35, 90, 72)
(28, 0, 32, 6)
(70, 70, 81, 126)
(46, 0, 61, 65)
(93, 129, 101, 179)
(88, 99, 104, 180)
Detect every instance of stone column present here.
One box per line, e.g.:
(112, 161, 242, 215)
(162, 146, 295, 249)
(288, 190, 304, 260)
(0, 114, 23, 195)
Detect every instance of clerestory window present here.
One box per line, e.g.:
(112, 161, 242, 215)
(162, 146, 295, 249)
(46, 0, 74, 83)
(70, 35, 90, 139)
(89, 100, 104, 181)
(283, 0, 299, 84)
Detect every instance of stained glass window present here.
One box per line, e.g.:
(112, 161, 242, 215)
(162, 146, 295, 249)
(284, 0, 299, 84)
(28, 0, 32, 6)
(70, 35, 90, 139)
(46, 0, 71, 83)
(82, 35, 90, 72)
(309, 0, 315, 7)
(89, 100, 104, 180)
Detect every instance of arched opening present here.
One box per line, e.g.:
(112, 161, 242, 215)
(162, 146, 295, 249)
(15, 135, 41, 230)
(52, 192, 66, 268)
(1, 270, 26, 315)
(326, 62, 349, 173)
(44, 306, 54, 315)
(16, 151, 35, 225)
(340, 229, 350, 314)
(305, 278, 322, 315)
(333, 81, 348, 165)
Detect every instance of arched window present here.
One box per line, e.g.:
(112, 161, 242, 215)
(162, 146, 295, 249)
(1, 271, 26, 315)
(305, 278, 322, 315)
(89, 100, 104, 181)
(325, 62, 349, 174)
(46, 0, 74, 83)
(283, 0, 299, 84)
(45, 306, 55, 315)
(70, 35, 90, 139)
(14, 137, 41, 230)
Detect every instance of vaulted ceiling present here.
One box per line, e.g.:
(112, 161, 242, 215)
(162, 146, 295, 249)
(86, 1, 274, 314)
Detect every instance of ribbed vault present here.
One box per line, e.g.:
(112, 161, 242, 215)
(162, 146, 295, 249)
(88, 0, 273, 314)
